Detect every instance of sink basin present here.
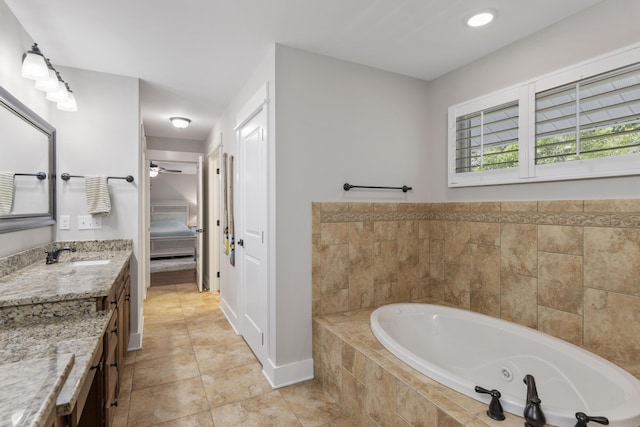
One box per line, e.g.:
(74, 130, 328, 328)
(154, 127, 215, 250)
(69, 260, 110, 267)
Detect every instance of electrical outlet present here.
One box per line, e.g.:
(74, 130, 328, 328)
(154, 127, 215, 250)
(93, 216, 102, 229)
(59, 215, 70, 230)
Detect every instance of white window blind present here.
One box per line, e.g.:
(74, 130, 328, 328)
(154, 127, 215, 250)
(535, 63, 640, 165)
(455, 101, 519, 173)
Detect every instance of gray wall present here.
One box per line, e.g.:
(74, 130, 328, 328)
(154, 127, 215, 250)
(426, 0, 640, 202)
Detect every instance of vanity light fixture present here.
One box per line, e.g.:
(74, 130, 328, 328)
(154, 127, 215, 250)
(21, 43, 78, 112)
(21, 43, 48, 80)
(34, 59, 59, 92)
(467, 10, 496, 27)
(45, 72, 69, 103)
(57, 84, 77, 112)
(170, 117, 191, 129)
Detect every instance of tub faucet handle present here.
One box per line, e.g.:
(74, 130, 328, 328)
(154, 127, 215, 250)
(574, 412, 609, 427)
(474, 386, 505, 421)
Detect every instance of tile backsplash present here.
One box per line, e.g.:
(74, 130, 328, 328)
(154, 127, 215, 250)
(312, 200, 640, 377)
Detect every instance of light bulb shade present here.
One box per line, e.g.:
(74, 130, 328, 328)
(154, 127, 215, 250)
(57, 91, 77, 112)
(170, 117, 191, 128)
(46, 80, 69, 102)
(35, 68, 59, 92)
(21, 45, 48, 80)
(149, 169, 159, 177)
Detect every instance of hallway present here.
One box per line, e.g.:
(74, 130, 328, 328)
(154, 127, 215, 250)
(114, 282, 352, 426)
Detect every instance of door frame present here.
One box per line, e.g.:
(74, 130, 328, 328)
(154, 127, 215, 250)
(206, 142, 222, 291)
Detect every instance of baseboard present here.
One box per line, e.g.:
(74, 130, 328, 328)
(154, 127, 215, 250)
(219, 297, 241, 335)
(127, 312, 144, 351)
(262, 357, 314, 389)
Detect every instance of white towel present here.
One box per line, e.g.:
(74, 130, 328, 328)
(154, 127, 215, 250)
(85, 175, 111, 216)
(0, 172, 15, 215)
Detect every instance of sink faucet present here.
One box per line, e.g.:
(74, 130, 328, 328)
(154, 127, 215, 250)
(523, 374, 546, 427)
(45, 246, 77, 264)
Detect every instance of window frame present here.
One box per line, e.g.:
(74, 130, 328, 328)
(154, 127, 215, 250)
(448, 44, 640, 188)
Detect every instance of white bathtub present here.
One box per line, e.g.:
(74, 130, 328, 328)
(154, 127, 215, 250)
(370, 303, 640, 427)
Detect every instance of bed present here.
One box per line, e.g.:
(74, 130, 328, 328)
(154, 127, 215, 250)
(150, 201, 196, 259)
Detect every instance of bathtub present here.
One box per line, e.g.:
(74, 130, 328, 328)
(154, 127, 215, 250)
(370, 303, 640, 427)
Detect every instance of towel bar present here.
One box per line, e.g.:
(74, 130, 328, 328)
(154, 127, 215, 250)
(61, 173, 134, 183)
(16, 172, 47, 180)
(343, 183, 412, 193)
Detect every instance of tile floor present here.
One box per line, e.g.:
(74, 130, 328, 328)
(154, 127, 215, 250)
(114, 282, 353, 426)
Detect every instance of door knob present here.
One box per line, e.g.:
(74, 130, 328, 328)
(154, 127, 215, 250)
(238, 239, 244, 247)
(195, 228, 204, 233)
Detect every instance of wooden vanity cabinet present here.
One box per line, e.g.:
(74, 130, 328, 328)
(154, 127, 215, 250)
(59, 259, 130, 427)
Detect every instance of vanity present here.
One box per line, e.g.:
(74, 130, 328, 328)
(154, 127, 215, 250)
(0, 240, 132, 427)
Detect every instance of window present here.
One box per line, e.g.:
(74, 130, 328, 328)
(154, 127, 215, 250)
(536, 63, 640, 165)
(455, 101, 519, 173)
(448, 45, 640, 187)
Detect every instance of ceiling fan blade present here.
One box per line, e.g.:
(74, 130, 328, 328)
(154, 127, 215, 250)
(159, 166, 182, 173)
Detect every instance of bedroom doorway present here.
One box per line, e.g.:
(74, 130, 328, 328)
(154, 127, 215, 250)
(147, 156, 201, 287)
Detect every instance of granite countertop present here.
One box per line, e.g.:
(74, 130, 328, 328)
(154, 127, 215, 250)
(0, 353, 74, 427)
(0, 311, 112, 418)
(0, 250, 131, 308)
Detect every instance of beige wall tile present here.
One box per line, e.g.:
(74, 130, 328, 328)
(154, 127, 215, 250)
(584, 199, 640, 212)
(470, 290, 500, 318)
(319, 244, 349, 292)
(399, 237, 420, 264)
(374, 221, 398, 241)
(538, 252, 583, 315)
(538, 306, 583, 346)
(584, 288, 640, 363)
(467, 202, 501, 212)
(418, 239, 430, 280)
(321, 223, 349, 245)
(444, 263, 470, 308)
(396, 381, 438, 426)
(538, 225, 583, 255)
(469, 222, 500, 246)
(501, 224, 537, 277)
(428, 264, 445, 300)
(349, 266, 374, 310)
(321, 289, 349, 315)
(419, 220, 430, 239)
(538, 200, 584, 212)
(365, 365, 396, 426)
(430, 239, 445, 264)
(341, 369, 366, 424)
(501, 272, 537, 328)
(348, 202, 374, 212)
(374, 240, 398, 285)
(373, 203, 399, 212)
(584, 227, 640, 297)
(501, 201, 538, 212)
(469, 244, 500, 294)
(444, 221, 470, 264)
(312, 203, 321, 233)
(349, 222, 374, 267)
(374, 282, 394, 306)
(431, 221, 445, 240)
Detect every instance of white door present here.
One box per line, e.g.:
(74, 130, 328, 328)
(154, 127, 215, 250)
(239, 106, 268, 362)
(196, 155, 204, 292)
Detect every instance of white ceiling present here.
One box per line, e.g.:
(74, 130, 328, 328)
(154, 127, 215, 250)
(5, 0, 601, 142)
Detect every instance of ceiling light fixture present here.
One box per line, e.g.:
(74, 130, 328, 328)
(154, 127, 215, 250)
(467, 11, 495, 27)
(149, 162, 159, 178)
(170, 117, 191, 129)
(57, 83, 77, 112)
(21, 43, 48, 80)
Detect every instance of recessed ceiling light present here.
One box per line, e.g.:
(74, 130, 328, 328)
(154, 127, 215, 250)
(467, 11, 495, 27)
(170, 117, 191, 128)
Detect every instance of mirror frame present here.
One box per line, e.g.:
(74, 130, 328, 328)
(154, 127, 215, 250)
(0, 85, 56, 234)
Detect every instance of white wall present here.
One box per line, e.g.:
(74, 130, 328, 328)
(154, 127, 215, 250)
(51, 66, 141, 344)
(274, 45, 431, 371)
(147, 135, 204, 153)
(150, 173, 198, 226)
(427, 0, 640, 202)
(0, 0, 55, 256)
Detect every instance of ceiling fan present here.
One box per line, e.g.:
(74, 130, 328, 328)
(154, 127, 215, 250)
(149, 162, 182, 177)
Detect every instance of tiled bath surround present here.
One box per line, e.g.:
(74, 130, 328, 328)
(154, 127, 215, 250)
(312, 200, 640, 425)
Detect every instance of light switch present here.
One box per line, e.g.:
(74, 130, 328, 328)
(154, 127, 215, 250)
(59, 215, 70, 230)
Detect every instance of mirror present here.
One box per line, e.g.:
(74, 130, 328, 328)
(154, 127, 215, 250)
(0, 85, 56, 233)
